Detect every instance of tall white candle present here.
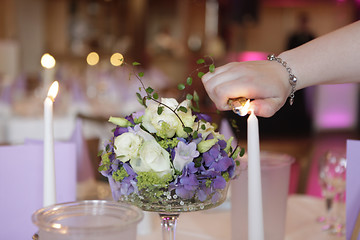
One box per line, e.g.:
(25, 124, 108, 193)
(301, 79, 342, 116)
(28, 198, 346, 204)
(247, 110, 264, 240)
(43, 81, 59, 207)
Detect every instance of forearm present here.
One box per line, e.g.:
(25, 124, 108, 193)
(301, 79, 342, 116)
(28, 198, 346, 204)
(279, 20, 360, 90)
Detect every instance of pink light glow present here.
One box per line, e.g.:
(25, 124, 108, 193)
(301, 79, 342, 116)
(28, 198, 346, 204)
(316, 112, 355, 129)
(227, 51, 268, 62)
(314, 84, 358, 131)
(237, 51, 268, 62)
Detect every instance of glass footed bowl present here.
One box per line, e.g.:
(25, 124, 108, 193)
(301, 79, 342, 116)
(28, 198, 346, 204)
(119, 181, 230, 213)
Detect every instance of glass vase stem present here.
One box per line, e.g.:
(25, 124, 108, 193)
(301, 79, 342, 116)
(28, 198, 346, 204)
(159, 213, 180, 240)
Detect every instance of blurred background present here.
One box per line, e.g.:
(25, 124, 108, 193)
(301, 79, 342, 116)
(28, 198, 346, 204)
(0, 0, 359, 195)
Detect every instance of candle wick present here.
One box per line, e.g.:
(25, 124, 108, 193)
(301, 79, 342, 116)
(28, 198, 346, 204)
(47, 96, 55, 102)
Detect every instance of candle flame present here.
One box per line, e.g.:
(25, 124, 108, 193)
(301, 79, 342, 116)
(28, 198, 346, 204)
(41, 53, 56, 69)
(47, 81, 59, 101)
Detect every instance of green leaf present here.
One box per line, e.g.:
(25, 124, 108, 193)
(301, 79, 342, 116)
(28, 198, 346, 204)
(236, 160, 240, 166)
(194, 157, 202, 168)
(157, 106, 164, 115)
(97, 150, 103, 157)
(138, 72, 144, 77)
(146, 87, 154, 94)
(193, 131, 198, 139)
(177, 106, 188, 113)
(193, 91, 199, 102)
(209, 64, 215, 73)
(136, 92, 143, 105)
(186, 77, 193, 86)
(186, 94, 193, 100)
(197, 71, 205, 78)
(142, 96, 147, 107)
(196, 58, 205, 64)
(201, 124, 206, 130)
(153, 92, 159, 99)
(183, 126, 193, 133)
(240, 147, 245, 157)
(178, 83, 185, 90)
(132, 62, 141, 66)
(190, 105, 200, 112)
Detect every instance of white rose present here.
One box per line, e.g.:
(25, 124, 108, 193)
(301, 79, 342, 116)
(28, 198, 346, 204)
(142, 98, 182, 138)
(114, 132, 143, 162)
(130, 140, 172, 176)
(175, 100, 196, 138)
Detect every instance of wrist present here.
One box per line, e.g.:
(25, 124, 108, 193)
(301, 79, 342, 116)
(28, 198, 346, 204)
(267, 53, 298, 105)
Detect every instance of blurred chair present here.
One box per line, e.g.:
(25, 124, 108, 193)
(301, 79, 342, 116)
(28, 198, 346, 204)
(70, 118, 95, 183)
(0, 141, 76, 239)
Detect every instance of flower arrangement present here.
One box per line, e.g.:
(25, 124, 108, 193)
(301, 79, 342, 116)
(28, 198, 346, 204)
(99, 57, 244, 212)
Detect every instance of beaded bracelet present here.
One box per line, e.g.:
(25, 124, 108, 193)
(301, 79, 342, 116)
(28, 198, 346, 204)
(267, 54, 297, 105)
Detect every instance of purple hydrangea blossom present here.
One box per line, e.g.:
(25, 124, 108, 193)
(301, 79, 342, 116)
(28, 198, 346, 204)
(108, 162, 138, 200)
(170, 163, 199, 199)
(203, 141, 235, 176)
(194, 113, 212, 123)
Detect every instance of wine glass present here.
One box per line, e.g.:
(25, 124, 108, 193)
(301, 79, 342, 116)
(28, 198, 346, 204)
(317, 150, 346, 235)
(119, 181, 231, 240)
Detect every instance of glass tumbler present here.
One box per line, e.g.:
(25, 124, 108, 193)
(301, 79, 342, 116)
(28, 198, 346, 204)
(32, 200, 143, 240)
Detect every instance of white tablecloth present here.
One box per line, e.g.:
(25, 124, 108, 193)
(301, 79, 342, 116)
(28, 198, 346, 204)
(136, 194, 344, 240)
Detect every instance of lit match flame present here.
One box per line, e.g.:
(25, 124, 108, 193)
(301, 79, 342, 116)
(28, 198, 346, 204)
(228, 97, 251, 116)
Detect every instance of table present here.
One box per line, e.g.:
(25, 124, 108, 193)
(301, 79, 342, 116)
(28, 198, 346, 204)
(136, 194, 345, 240)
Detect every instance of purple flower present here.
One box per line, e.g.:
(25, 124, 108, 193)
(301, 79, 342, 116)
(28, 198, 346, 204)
(203, 142, 235, 173)
(195, 113, 212, 122)
(170, 165, 200, 199)
(114, 126, 128, 137)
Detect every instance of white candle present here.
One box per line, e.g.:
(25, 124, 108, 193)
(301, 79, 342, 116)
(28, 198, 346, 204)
(43, 81, 59, 207)
(86, 52, 99, 98)
(247, 110, 264, 240)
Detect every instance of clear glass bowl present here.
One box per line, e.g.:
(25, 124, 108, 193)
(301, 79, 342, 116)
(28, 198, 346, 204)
(119, 181, 230, 213)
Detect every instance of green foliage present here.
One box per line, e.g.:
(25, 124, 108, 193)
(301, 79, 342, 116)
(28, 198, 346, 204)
(177, 106, 188, 113)
(197, 71, 205, 78)
(205, 178, 212, 188)
(132, 62, 141, 66)
(183, 126, 193, 134)
(186, 77, 193, 85)
(240, 147, 245, 157)
(98, 152, 112, 172)
(136, 171, 173, 191)
(157, 106, 164, 115)
(146, 87, 154, 94)
(157, 121, 171, 138)
(186, 94, 193, 101)
(158, 138, 180, 149)
(209, 64, 215, 73)
(196, 58, 205, 64)
(222, 172, 230, 182)
(112, 167, 129, 181)
(178, 83, 185, 90)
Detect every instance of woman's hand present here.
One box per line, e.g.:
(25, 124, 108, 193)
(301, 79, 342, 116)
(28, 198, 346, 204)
(202, 61, 291, 117)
